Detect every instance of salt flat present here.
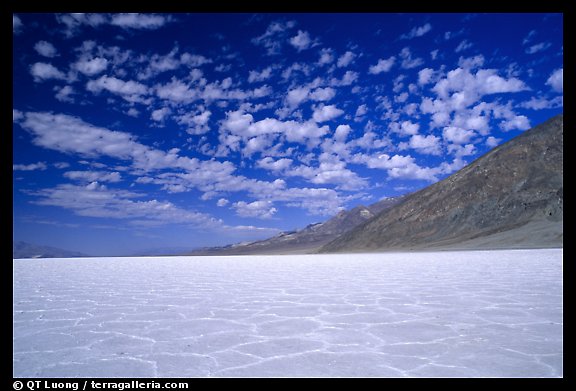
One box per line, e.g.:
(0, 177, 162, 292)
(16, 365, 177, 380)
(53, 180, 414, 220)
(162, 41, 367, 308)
(13, 249, 563, 378)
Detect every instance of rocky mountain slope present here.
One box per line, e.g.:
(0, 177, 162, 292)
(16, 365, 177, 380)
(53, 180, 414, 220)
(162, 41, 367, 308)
(320, 114, 563, 253)
(189, 196, 404, 255)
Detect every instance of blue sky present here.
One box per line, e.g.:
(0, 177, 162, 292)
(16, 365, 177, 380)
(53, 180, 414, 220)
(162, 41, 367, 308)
(13, 13, 563, 256)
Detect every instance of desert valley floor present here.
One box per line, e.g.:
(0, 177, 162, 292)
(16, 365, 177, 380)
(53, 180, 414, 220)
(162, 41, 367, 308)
(13, 249, 562, 377)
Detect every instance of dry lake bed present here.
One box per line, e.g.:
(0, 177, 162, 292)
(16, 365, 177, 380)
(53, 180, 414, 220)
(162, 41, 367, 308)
(13, 249, 563, 377)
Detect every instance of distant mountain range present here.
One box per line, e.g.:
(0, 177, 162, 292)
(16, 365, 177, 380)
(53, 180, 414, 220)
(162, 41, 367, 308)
(193, 114, 562, 255)
(13, 241, 88, 259)
(321, 114, 563, 252)
(188, 197, 405, 255)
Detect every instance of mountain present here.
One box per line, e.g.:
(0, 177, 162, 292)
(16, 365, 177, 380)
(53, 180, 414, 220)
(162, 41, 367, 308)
(13, 241, 88, 259)
(188, 196, 404, 255)
(320, 114, 563, 253)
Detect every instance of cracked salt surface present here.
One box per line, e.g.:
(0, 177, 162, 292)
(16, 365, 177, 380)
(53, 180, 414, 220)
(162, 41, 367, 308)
(13, 249, 562, 378)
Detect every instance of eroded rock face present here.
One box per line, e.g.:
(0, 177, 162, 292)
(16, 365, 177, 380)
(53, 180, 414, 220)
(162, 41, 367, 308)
(321, 114, 563, 252)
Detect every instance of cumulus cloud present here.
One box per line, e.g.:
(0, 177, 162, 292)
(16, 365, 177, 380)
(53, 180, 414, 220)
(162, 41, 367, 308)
(110, 13, 171, 30)
(432, 67, 529, 101)
(309, 87, 336, 102)
(417, 68, 435, 85)
(399, 47, 423, 69)
(408, 134, 442, 155)
(54, 85, 75, 102)
(30, 62, 67, 82)
(354, 153, 440, 182)
(74, 57, 109, 76)
(337, 51, 356, 67)
(34, 41, 58, 57)
(312, 104, 344, 123)
(151, 107, 171, 123)
(499, 115, 530, 132)
(317, 48, 334, 65)
(64, 170, 122, 183)
(289, 30, 316, 51)
(368, 56, 396, 74)
(233, 200, 277, 219)
(248, 67, 273, 83)
(13, 162, 48, 171)
(177, 109, 212, 135)
(257, 157, 293, 172)
(155, 78, 197, 103)
(401, 23, 432, 39)
(442, 126, 475, 144)
(398, 120, 420, 136)
(546, 68, 563, 93)
(87, 75, 149, 102)
(252, 20, 297, 55)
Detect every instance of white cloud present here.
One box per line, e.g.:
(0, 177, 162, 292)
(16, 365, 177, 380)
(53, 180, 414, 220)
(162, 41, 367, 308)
(337, 51, 356, 67)
(522, 30, 537, 45)
(354, 105, 367, 122)
(486, 136, 502, 148)
(34, 41, 58, 57)
(32, 183, 220, 228)
(330, 71, 358, 86)
(180, 53, 212, 68)
(334, 124, 352, 142)
(64, 170, 122, 183)
(155, 78, 197, 103)
(252, 20, 297, 55)
(457, 54, 485, 70)
(248, 67, 273, 83)
(30, 62, 67, 82)
(178, 110, 212, 135)
(56, 13, 169, 37)
(432, 67, 529, 103)
(54, 85, 75, 102)
(368, 56, 396, 74)
(499, 115, 530, 132)
(13, 162, 48, 171)
(74, 57, 109, 76)
(525, 42, 551, 54)
(455, 39, 473, 53)
(309, 87, 336, 102)
(317, 48, 334, 65)
(546, 68, 563, 93)
(257, 157, 293, 172)
(519, 96, 563, 110)
(87, 75, 149, 102)
(398, 120, 420, 136)
(442, 126, 475, 144)
(401, 23, 432, 39)
(289, 30, 315, 51)
(312, 104, 344, 123)
(408, 134, 442, 155)
(355, 153, 440, 182)
(417, 68, 435, 85)
(110, 13, 171, 30)
(399, 47, 423, 69)
(286, 86, 310, 109)
(233, 200, 277, 219)
(151, 107, 171, 123)
(217, 198, 229, 207)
